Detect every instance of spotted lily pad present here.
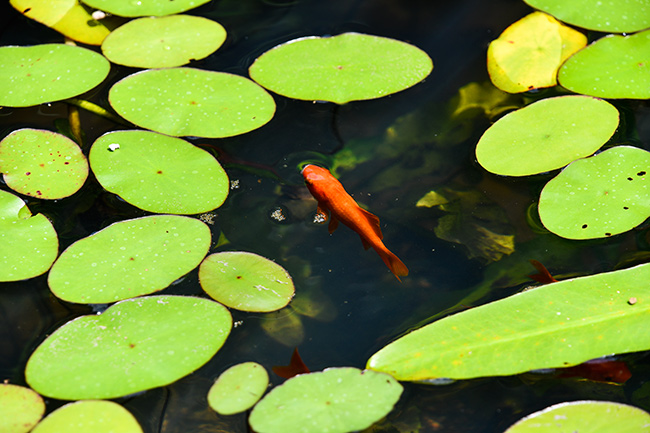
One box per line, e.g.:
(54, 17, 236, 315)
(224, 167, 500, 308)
(109, 68, 275, 137)
(25, 295, 232, 399)
(558, 30, 650, 99)
(487, 12, 586, 93)
(10, 0, 119, 45)
(505, 401, 650, 432)
(249, 367, 403, 433)
(102, 15, 226, 68)
(0, 128, 88, 199)
(31, 400, 142, 433)
(0, 384, 45, 433)
(249, 32, 433, 104)
(80, 0, 210, 17)
(538, 146, 650, 239)
(523, 0, 650, 33)
(0, 44, 110, 107)
(0, 189, 58, 282)
(476, 96, 619, 176)
(48, 215, 211, 303)
(199, 251, 295, 312)
(89, 130, 229, 214)
(208, 362, 269, 415)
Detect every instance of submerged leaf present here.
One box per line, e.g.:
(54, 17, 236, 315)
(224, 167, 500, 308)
(367, 263, 650, 381)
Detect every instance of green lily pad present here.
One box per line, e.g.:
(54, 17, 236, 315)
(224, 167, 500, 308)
(0, 128, 88, 199)
(487, 12, 586, 93)
(476, 96, 619, 176)
(31, 400, 142, 433)
(199, 251, 295, 312)
(523, 0, 650, 33)
(249, 32, 433, 104)
(538, 146, 650, 239)
(0, 384, 45, 433)
(249, 367, 403, 433)
(208, 362, 269, 415)
(558, 30, 650, 99)
(0, 44, 110, 107)
(0, 189, 58, 282)
(102, 15, 226, 68)
(367, 262, 650, 381)
(109, 68, 275, 137)
(25, 295, 232, 399)
(89, 130, 229, 214)
(48, 215, 211, 303)
(505, 401, 650, 433)
(10, 0, 119, 45)
(80, 0, 210, 17)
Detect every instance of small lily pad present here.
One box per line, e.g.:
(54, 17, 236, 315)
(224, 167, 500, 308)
(0, 189, 58, 282)
(48, 215, 211, 303)
(487, 12, 586, 93)
(249, 367, 403, 433)
(10, 0, 120, 45)
(102, 15, 226, 68)
(523, 0, 650, 33)
(505, 401, 650, 433)
(249, 32, 433, 104)
(109, 68, 275, 137)
(476, 96, 619, 176)
(89, 130, 229, 214)
(539, 146, 650, 239)
(208, 362, 269, 415)
(25, 295, 232, 399)
(199, 251, 295, 312)
(0, 384, 45, 433)
(80, 0, 210, 17)
(0, 44, 110, 107)
(0, 128, 88, 199)
(558, 30, 650, 99)
(31, 400, 142, 433)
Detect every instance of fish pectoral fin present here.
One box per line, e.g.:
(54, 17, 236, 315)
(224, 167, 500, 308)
(314, 204, 329, 224)
(328, 214, 339, 234)
(360, 235, 372, 250)
(358, 207, 383, 240)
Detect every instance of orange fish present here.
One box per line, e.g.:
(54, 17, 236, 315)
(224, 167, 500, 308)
(301, 164, 408, 280)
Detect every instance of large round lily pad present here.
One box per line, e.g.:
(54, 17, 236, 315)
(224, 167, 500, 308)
(108, 68, 276, 137)
(539, 146, 650, 239)
(487, 12, 586, 93)
(0, 384, 45, 433)
(505, 401, 650, 433)
(0, 189, 58, 282)
(558, 30, 650, 99)
(199, 251, 295, 312)
(31, 400, 143, 433)
(25, 295, 232, 400)
(89, 130, 229, 214)
(102, 15, 226, 68)
(48, 215, 211, 303)
(476, 96, 619, 176)
(0, 44, 110, 107)
(249, 367, 403, 433)
(249, 32, 433, 104)
(0, 128, 88, 199)
(208, 362, 269, 415)
(80, 0, 210, 17)
(523, 0, 650, 33)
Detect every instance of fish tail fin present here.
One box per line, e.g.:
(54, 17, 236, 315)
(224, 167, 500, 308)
(375, 246, 409, 281)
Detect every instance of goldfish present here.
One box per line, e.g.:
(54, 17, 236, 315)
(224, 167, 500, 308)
(301, 164, 409, 280)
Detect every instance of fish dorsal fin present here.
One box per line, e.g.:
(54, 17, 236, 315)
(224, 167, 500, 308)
(328, 214, 339, 234)
(358, 207, 383, 240)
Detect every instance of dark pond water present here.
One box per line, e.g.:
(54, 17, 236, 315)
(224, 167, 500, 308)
(3, 0, 650, 432)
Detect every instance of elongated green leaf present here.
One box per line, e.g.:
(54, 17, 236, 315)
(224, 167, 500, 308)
(81, 0, 209, 17)
(0, 384, 45, 433)
(31, 400, 142, 433)
(25, 295, 232, 399)
(367, 263, 650, 381)
(208, 362, 269, 415)
(505, 401, 650, 433)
